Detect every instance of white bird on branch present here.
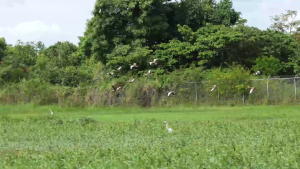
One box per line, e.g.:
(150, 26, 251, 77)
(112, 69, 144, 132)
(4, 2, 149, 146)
(164, 121, 173, 133)
(117, 67, 122, 71)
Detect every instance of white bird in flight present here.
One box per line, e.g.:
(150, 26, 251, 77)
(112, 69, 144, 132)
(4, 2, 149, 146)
(130, 63, 138, 70)
(49, 109, 54, 116)
(164, 121, 173, 133)
(250, 87, 256, 94)
(253, 71, 261, 76)
(211, 85, 217, 92)
(149, 59, 158, 66)
(126, 79, 135, 83)
(144, 69, 152, 76)
(112, 85, 122, 91)
(167, 91, 175, 97)
(107, 72, 114, 76)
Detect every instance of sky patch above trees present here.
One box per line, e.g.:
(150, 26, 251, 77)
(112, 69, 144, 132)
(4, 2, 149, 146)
(0, 0, 299, 46)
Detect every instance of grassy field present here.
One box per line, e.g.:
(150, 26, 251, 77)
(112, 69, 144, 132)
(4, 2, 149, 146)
(1, 105, 300, 168)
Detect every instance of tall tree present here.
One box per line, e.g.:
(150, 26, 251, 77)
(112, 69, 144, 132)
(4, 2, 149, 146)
(3, 40, 38, 68)
(168, 0, 240, 32)
(295, 27, 300, 42)
(79, 0, 241, 67)
(155, 24, 297, 72)
(154, 24, 243, 70)
(36, 41, 46, 55)
(45, 41, 79, 68)
(0, 40, 38, 83)
(80, 0, 171, 65)
(270, 10, 300, 34)
(0, 38, 7, 61)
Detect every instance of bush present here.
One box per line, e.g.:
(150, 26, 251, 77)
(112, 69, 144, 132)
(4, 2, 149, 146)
(253, 55, 283, 76)
(203, 64, 251, 104)
(62, 66, 93, 87)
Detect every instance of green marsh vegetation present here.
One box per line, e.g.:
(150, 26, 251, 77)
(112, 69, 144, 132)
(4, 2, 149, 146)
(1, 105, 300, 168)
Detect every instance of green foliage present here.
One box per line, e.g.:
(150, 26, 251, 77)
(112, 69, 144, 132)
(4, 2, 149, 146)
(0, 41, 39, 84)
(81, 0, 171, 64)
(170, 0, 240, 32)
(205, 64, 251, 96)
(31, 53, 50, 82)
(253, 56, 283, 76)
(106, 39, 153, 71)
(157, 64, 205, 88)
(209, 0, 240, 26)
(0, 37, 7, 61)
(62, 65, 93, 87)
(80, 0, 240, 65)
(270, 10, 300, 34)
(0, 66, 27, 84)
(155, 24, 243, 69)
(45, 41, 79, 68)
(155, 24, 297, 71)
(286, 45, 300, 75)
(3, 40, 38, 68)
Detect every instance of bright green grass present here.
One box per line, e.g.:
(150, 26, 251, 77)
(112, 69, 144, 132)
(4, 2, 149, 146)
(0, 104, 299, 121)
(1, 105, 300, 168)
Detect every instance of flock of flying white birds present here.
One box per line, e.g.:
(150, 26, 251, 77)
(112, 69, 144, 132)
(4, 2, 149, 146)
(48, 60, 261, 134)
(108, 59, 176, 96)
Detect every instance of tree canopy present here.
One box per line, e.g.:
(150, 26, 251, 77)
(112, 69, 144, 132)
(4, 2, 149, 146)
(0, 0, 300, 88)
(79, 0, 241, 66)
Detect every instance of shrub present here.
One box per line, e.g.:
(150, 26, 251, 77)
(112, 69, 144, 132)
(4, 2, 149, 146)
(204, 64, 251, 103)
(253, 55, 283, 76)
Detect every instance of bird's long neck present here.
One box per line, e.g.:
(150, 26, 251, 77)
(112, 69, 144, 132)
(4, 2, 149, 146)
(166, 123, 170, 129)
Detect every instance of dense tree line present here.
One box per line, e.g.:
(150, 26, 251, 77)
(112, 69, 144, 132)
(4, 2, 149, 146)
(1, 0, 300, 88)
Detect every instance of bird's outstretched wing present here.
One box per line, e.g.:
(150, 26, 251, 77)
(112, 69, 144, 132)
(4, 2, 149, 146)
(111, 85, 117, 91)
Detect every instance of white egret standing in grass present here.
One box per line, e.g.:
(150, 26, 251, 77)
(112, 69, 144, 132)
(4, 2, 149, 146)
(49, 109, 54, 116)
(164, 121, 173, 133)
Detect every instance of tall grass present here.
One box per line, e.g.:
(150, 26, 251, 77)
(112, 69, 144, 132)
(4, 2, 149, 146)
(1, 64, 300, 107)
(1, 77, 300, 107)
(1, 110, 300, 168)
